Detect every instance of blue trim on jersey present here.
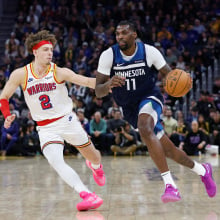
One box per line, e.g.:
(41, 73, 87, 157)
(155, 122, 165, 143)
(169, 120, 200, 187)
(111, 42, 146, 65)
(139, 98, 163, 134)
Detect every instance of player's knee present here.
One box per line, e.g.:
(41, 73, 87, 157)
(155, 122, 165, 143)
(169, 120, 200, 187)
(138, 122, 154, 139)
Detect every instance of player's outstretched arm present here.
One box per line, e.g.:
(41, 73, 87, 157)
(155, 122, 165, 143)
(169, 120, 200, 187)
(56, 67, 96, 89)
(0, 68, 24, 128)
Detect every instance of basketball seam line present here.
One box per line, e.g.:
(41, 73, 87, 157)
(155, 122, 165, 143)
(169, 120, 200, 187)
(175, 74, 190, 97)
(171, 71, 182, 95)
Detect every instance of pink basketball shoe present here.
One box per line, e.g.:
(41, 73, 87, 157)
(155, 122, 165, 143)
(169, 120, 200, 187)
(76, 191, 103, 211)
(201, 163, 217, 197)
(86, 160, 105, 186)
(161, 184, 181, 203)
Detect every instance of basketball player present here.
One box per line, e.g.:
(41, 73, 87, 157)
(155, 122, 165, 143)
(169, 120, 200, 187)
(95, 20, 216, 203)
(0, 30, 105, 211)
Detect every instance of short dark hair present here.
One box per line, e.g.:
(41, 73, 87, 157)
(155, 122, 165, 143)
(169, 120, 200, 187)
(117, 20, 137, 32)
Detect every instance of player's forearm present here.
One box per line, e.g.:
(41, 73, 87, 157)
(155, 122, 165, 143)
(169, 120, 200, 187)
(159, 64, 172, 76)
(86, 77, 96, 89)
(95, 83, 110, 98)
(76, 76, 96, 89)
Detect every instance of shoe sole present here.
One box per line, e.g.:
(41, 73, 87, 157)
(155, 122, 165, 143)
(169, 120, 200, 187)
(161, 195, 181, 203)
(86, 160, 105, 186)
(77, 199, 103, 211)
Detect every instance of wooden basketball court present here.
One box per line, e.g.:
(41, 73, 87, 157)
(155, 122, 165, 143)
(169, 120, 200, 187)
(0, 155, 219, 220)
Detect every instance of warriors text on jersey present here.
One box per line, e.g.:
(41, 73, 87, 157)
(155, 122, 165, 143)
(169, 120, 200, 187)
(23, 62, 73, 121)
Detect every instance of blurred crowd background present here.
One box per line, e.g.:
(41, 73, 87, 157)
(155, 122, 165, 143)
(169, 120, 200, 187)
(0, 0, 219, 157)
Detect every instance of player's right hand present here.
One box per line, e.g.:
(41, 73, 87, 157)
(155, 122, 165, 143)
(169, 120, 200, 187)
(108, 75, 126, 88)
(4, 114, 16, 129)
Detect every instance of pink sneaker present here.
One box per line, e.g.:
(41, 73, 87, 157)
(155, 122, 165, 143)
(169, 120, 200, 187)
(161, 184, 181, 203)
(86, 160, 105, 186)
(201, 163, 217, 197)
(76, 191, 103, 211)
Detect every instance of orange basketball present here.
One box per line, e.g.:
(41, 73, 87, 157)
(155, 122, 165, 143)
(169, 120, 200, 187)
(164, 69, 192, 97)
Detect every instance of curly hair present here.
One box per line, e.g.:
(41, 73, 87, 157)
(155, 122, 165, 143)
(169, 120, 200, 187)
(25, 30, 57, 54)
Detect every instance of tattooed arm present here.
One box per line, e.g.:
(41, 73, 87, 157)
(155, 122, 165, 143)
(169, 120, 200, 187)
(159, 64, 172, 78)
(158, 64, 172, 87)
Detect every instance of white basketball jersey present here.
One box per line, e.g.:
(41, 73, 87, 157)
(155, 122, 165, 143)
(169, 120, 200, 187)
(23, 62, 73, 121)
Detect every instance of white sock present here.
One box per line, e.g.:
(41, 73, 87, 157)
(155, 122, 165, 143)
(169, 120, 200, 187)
(191, 161, 206, 176)
(161, 171, 177, 188)
(43, 144, 91, 193)
(91, 163, 101, 169)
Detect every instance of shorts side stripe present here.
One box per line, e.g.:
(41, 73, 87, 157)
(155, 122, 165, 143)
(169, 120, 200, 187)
(74, 139, 91, 148)
(42, 141, 64, 151)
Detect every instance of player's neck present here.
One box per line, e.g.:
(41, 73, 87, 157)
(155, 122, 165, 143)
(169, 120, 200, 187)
(32, 60, 50, 77)
(120, 43, 136, 56)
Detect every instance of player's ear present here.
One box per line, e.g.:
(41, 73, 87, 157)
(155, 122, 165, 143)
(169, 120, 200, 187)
(133, 31, 137, 39)
(33, 49, 37, 56)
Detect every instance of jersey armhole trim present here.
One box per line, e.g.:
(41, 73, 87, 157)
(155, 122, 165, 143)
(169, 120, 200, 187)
(53, 64, 64, 84)
(23, 66, 28, 91)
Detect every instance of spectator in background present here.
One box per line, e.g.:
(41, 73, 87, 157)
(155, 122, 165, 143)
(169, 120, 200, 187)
(85, 97, 108, 119)
(69, 83, 89, 101)
(1, 115, 20, 156)
(5, 32, 20, 58)
(176, 55, 185, 70)
(111, 121, 137, 156)
(187, 106, 199, 124)
(89, 111, 108, 154)
(165, 48, 177, 65)
(77, 108, 90, 134)
(170, 118, 187, 147)
(213, 76, 220, 96)
(65, 42, 75, 66)
(163, 109, 178, 138)
(107, 109, 126, 134)
(193, 19, 206, 35)
(212, 126, 220, 154)
(197, 91, 215, 118)
(19, 120, 40, 156)
(198, 114, 210, 140)
(209, 110, 220, 133)
(107, 99, 123, 120)
(180, 120, 207, 156)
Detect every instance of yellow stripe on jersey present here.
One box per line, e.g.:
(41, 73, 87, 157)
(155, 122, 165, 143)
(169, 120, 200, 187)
(23, 66, 28, 91)
(30, 62, 51, 79)
(53, 63, 64, 84)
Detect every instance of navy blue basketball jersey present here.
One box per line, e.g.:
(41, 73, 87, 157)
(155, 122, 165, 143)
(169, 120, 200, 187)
(110, 42, 163, 107)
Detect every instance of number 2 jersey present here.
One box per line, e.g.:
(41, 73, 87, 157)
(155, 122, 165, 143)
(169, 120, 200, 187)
(23, 62, 73, 121)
